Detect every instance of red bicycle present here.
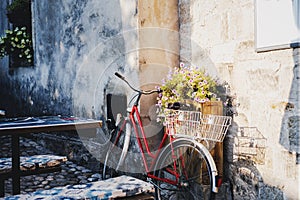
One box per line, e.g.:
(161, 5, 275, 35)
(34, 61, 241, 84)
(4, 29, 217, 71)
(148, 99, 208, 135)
(103, 72, 232, 200)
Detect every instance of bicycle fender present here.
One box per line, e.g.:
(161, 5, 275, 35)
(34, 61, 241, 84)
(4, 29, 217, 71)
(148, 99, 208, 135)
(116, 122, 131, 170)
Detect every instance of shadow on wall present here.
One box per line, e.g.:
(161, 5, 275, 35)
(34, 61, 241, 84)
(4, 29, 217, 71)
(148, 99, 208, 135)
(279, 48, 300, 164)
(224, 123, 286, 199)
(279, 2, 300, 164)
(278, 1, 300, 164)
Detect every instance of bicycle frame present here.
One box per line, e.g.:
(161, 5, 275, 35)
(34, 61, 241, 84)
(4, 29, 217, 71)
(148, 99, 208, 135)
(129, 104, 169, 172)
(110, 93, 201, 188)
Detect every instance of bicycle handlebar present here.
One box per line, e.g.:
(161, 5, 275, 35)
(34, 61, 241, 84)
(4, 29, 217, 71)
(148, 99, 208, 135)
(115, 72, 125, 80)
(115, 72, 161, 95)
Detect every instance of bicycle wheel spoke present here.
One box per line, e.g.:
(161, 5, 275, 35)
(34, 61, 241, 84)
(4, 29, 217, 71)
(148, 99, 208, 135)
(154, 140, 214, 200)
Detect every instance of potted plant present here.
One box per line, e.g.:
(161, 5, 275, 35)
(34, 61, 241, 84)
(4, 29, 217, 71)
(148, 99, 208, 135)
(156, 63, 221, 115)
(156, 63, 229, 177)
(0, 26, 33, 67)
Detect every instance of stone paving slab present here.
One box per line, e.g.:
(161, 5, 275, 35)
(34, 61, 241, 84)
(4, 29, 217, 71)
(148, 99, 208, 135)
(2, 175, 154, 200)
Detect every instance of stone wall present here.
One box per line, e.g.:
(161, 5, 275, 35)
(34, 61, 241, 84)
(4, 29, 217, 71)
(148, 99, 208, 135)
(185, 0, 299, 199)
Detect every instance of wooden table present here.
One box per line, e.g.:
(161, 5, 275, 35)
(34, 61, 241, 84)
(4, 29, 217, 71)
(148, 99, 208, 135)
(0, 116, 102, 196)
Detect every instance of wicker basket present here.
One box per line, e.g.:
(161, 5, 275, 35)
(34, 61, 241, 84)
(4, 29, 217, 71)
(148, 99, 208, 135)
(164, 109, 232, 142)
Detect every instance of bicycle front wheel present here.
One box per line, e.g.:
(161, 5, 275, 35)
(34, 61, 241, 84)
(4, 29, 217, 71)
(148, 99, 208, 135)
(154, 139, 215, 200)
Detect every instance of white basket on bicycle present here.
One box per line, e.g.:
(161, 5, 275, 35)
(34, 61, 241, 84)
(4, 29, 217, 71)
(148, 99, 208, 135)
(164, 109, 202, 137)
(164, 109, 232, 142)
(200, 114, 232, 142)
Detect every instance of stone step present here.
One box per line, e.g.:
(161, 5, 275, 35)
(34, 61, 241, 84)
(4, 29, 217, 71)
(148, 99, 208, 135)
(3, 175, 154, 200)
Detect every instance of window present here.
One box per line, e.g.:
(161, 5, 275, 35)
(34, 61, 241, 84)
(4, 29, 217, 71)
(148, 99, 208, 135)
(255, 0, 300, 52)
(0, 0, 34, 68)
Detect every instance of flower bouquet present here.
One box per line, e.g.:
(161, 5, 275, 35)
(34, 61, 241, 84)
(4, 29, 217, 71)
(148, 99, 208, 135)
(157, 63, 219, 116)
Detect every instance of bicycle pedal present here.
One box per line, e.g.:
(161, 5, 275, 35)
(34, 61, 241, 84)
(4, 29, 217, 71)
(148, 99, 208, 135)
(147, 178, 160, 190)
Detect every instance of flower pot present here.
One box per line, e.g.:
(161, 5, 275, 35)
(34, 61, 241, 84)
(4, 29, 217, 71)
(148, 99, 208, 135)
(200, 100, 223, 115)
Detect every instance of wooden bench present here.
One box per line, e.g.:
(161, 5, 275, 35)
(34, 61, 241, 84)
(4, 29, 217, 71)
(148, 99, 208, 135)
(3, 175, 154, 199)
(0, 155, 67, 196)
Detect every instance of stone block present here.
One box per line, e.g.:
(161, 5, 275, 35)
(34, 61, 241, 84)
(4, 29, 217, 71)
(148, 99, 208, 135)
(210, 42, 236, 63)
(3, 175, 154, 200)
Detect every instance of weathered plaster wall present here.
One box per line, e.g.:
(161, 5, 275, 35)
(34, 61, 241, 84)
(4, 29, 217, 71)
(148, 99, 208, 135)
(186, 0, 299, 198)
(0, 0, 138, 119)
(138, 0, 179, 129)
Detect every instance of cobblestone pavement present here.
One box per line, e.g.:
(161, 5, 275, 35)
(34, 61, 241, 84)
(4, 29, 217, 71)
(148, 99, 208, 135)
(0, 136, 103, 196)
(0, 135, 233, 199)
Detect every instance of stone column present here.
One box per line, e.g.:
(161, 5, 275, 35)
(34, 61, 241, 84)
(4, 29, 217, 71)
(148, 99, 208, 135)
(138, 0, 179, 145)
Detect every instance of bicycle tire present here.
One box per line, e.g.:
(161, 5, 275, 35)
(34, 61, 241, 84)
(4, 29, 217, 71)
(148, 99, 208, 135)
(153, 139, 216, 200)
(102, 142, 118, 179)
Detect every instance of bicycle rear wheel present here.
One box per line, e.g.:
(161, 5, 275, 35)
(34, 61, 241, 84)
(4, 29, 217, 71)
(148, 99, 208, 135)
(102, 129, 122, 179)
(154, 139, 215, 200)
(102, 119, 126, 179)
